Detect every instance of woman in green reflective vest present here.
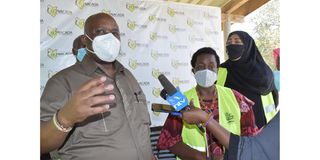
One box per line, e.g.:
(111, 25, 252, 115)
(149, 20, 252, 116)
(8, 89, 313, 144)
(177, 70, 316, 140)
(217, 31, 279, 128)
(157, 47, 259, 160)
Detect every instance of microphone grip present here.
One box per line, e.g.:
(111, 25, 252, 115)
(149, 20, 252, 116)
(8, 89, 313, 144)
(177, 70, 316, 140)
(197, 124, 205, 133)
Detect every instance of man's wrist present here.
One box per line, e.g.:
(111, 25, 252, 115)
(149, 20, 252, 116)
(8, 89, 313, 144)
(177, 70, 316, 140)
(203, 113, 214, 127)
(57, 109, 74, 128)
(52, 109, 74, 132)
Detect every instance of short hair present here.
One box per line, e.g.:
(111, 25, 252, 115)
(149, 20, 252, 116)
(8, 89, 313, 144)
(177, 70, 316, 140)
(191, 47, 220, 68)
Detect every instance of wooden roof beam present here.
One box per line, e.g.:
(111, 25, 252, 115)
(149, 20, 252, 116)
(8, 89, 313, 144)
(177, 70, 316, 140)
(221, 13, 245, 23)
(232, 0, 269, 16)
(222, 0, 249, 14)
(190, 0, 201, 4)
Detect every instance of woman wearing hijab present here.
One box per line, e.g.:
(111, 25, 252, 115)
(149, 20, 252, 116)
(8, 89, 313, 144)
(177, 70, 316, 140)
(217, 31, 279, 128)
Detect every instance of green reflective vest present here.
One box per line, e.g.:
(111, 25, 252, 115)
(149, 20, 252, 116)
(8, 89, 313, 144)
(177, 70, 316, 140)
(177, 85, 241, 160)
(217, 67, 278, 123)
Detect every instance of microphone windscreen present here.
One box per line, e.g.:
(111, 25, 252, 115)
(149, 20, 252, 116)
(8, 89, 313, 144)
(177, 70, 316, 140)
(158, 74, 176, 96)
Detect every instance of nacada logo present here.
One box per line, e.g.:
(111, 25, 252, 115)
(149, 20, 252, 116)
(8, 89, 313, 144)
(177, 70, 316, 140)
(151, 50, 169, 60)
(205, 28, 219, 35)
(171, 60, 189, 69)
(47, 5, 72, 17)
(102, 10, 125, 17)
(172, 77, 190, 86)
(189, 35, 204, 42)
(152, 68, 170, 79)
(127, 20, 147, 31)
(48, 70, 58, 78)
(128, 39, 148, 50)
(47, 48, 72, 60)
(203, 12, 218, 20)
(169, 25, 186, 34)
(152, 87, 161, 98)
(148, 15, 166, 23)
(129, 59, 149, 70)
(187, 18, 203, 27)
(150, 32, 168, 41)
(76, 0, 99, 9)
(47, 27, 72, 39)
(170, 43, 188, 52)
(167, 7, 184, 17)
(75, 17, 85, 29)
(126, 2, 146, 12)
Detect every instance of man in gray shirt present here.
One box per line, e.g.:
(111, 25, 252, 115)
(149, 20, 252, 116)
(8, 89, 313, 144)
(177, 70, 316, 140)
(40, 13, 153, 160)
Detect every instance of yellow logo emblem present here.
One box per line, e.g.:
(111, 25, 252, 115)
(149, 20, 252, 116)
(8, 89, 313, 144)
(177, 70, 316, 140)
(151, 50, 159, 60)
(153, 111, 161, 116)
(128, 39, 137, 50)
(167, 7, 175, 17)
(47, 5, 57, 17)
(75, 17, 85, 29)
(152, 68, 161, 79)
(47, 27, 57, 39)
(149, 15, 156, 23)
(171, 60, 179, 69)
(152, 87, 161, 98)
(172, 78, 180, 87)
(150, 32, 158, 41)
(126, 3, 135, 12)
(129, 59, 137, 70)
(187, 18, 194, 27)
(48, 70, 58, 78)
(102, 9, 111, 14)
(127, 20, 136, 30)
(47, 48, 58, 60)
(169, 25, 176, 33)
(170, 43, 176, 52)
(76, 0, 85, 9)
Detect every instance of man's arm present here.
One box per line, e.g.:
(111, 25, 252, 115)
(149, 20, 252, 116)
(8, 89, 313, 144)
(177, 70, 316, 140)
(181, 101, 231, 149)
(182, 107, 280, 160)
(40, 76, 115, 154)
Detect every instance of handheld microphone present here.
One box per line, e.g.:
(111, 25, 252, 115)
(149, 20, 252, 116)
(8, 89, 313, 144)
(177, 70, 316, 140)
(158, 74, 205, 133)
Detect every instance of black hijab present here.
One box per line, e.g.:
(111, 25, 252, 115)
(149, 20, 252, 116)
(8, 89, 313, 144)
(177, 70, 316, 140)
(221, 31, 278, 128)
(221, 31, 276, 95)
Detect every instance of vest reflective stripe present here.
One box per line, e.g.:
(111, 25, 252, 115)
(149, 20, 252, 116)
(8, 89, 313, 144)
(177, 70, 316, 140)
(179, 86, 241, 159)
(217, 68, 227, 86)
(261, 92, 278, 123)
(217, 67, 277, 123)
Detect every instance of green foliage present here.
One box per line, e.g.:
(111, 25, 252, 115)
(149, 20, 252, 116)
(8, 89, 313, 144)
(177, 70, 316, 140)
(249, 0, 280, 70)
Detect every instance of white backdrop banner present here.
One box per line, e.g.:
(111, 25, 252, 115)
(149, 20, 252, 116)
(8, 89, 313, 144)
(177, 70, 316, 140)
(41, 0, 222, 127)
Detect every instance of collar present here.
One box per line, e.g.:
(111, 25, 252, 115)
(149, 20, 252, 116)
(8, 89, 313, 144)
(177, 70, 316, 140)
(80, 55, 125, 76)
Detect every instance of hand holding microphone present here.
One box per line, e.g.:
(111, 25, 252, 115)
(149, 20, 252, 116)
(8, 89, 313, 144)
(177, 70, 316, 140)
(158, 74, 205, 133)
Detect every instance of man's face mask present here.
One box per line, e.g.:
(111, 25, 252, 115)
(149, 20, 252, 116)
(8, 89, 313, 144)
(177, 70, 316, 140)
(226, 44, 244, 60)
(194, 69, 217, 88)
(86, 33, 120, 62)
(76, 48, 86, 62)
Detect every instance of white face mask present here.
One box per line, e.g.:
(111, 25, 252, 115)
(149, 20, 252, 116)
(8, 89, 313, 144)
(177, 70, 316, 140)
(86, 33, 120, 62)
(194, 69, 217, 88)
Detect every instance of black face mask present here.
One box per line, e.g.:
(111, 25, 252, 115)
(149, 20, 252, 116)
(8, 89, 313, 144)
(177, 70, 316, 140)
(226, 44, 244, 60)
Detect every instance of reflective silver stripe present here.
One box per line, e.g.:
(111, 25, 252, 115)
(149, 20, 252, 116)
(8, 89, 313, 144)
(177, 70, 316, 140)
(186, 144, 206, 152)
(265, 104, 276, 113)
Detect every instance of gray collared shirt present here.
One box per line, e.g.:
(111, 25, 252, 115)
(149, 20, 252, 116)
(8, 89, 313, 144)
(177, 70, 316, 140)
(41, 56, 153, 160)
